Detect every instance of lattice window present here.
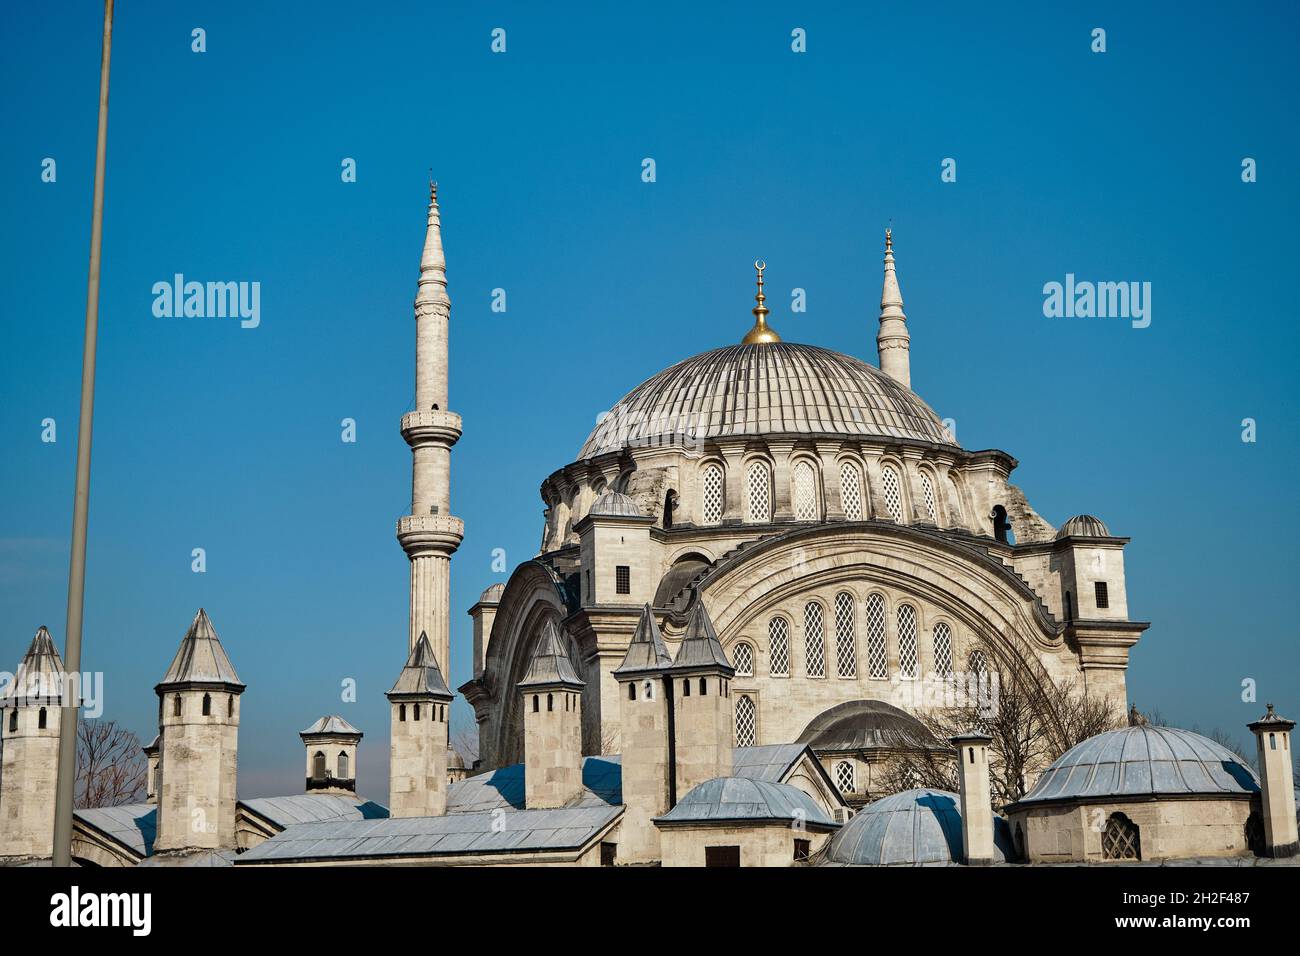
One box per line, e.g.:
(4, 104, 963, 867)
(933, 622, 953, 677)
(769, 618, 790, 677)
(866, 593, 887, 679)
(920, 472, 937, 522)
(834, 592, 857, 678)
(840, 461, 864, 520)
(735, 695, 756, 747)
(881, 465, 903, 522)
(948, 475, 963, 520)
(834, 760, 855, 794)
(792, 460, 818, 521)
(746, 461, 771, 523)
(733, 641, 754, 677)
(701, 463, 724, 525)
(1102, 813, 1141, 861)
(804, 602, 825, 678)
(969, 649, 987, 679)
(897, 604, 919, 680)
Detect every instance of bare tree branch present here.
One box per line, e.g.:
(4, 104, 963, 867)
(75, 719, 147, 809)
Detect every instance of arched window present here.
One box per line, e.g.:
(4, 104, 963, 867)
(202, 693, 211, 716)
(792, 460, 818, 521)
(228, 695, 234, 717)
(969, 649, 988, 680)
(933, 622, 953, 677)
(399, 703, 407, 721)
(38, 707, 47, 730)
(1102, 813, 1141, 861)
(642, 680, 654, 700)
(991, 504, 1012, 543)
(699, 678, 707, 695)
(733, 642, 754, 677)
(414, 703, 421, 720)
(628, 683, 636, 701)
(532, 695, 539, 713)
(919, 472, 937, 522)
(683, 678, 691, 697)
(337, 751, 349, 779)
(746, 460, 771, 523)
(768, 618, 790, 677)
(834, 592, 857, 678)
(547, 693, 554, 712)
(173, 696, 182, 717)
(834, 760, 855, 794)
(840, 461, 864, 520)
(804, 602, 826, 678)
(7, 709, 16, 733)
(662, 489, 678, 529)
(897, 604, 919, 679)
(735, 695, 756, 747)
(948, 474, 964, 521)
(701, 463, 724, 525)
(312, 751, 326, 780)
(881, 465, 904, 522)
(866, 593, 887, 679)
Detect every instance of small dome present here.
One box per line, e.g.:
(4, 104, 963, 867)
(1055, 514, 1110, 539)
(478, 583, 505, 603)
(589, 490, 643, 518)
(447, 748, 465, 769)
(797, 699, 941, 752)
(655, 777, 838, 828)
(1016, 726, 1259, 805)
(825, 788, 1015, 866)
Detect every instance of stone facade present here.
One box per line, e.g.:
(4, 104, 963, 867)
(154, 687, 242, 853)
(658, 823, 830, 867)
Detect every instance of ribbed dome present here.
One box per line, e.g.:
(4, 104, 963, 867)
(655, 777, 837, 828)
(578, 343, 957, 460)
(1016, 726, 1259, 805)
(589, 490, 643, 517)
(797, 699, 942, 753)
(824, 788, 1015, 866)
(1055, 514, 1110, 539)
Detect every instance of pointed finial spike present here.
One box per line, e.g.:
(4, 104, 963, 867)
(741, 259, 780, 344)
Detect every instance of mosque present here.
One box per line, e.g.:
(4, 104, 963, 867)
(1, 187, 1296, 867)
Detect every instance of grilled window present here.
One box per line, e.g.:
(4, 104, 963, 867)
(769, 618, 790, 677)
(920, 472, 937, 521)
(792, 460, 818, 521)
(702, 464, 724, 525)
(834, 592, 857, 678)
(969, 649, 987, 679)
(1094, 581, 1109, 609)
(933, 622, 953, 677)
(735, 695, 756, 747)
(897, 604, 919, 679)
(337, 751, 349, 779)
(834, 760, 855, 793)
(1102, 813, 1141, 861)
(866, 593, 888, 679)
(746, 461, 771, 522)
(881, 465, 903, 522)
(840, 461, 864, 520)
(804, 602, 826, 678)
(733, 641, 754, 677)
(793, 839, 811, 862)
(616, 565, 630, 595)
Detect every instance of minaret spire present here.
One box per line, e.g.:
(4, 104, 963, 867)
(741, 260, 781, 344)
(877, 228, 911, 388)
(398, 183, 464, 675)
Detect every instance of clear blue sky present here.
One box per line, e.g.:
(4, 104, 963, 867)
(2, 2, 1297, 799)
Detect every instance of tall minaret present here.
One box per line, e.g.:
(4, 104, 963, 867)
(398, 182, 464, 675)
(876, 228, 911, 388)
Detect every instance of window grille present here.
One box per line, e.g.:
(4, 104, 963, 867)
(898, 604, 919, 679)
(920, 472, 937, 521)
(616, 565, 630, 594)
(792, 460, 818, 521)
(733, 642, 754, 677)
(933, 622, 953, 677)
(746, 461, 771, 522)
(804, 602, 825, 678)
(840, 462, 864, 520)
(969, 649, 987, 679)
(769, 618, 790, 677)
(866, 593, 887, 679)
(338, 751, 349, 779)
(702, 464, 724, 525)
(834, 760, 855, 793)
(1094, 581, 1109, 609)
(735, 695, 756, 747)
(834, 592, 857, 678)
(881, 465, 903, 522)
(1102, 813, 1141, 861)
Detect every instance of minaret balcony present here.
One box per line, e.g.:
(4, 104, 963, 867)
(396, 514, 465, 556)
(401, 410, 463, 448)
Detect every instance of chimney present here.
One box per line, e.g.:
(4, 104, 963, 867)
(1247, 705, 1298, 857)
(950, 732, 995, 865)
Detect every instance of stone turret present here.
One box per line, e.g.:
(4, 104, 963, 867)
(397, 183, 464, 675)
(876, 228, 910, 388)
(519, 620, 585, 810)
(0, 626, 65, 860)
(575, 492, 655, 608)
(950, 731, 995, 865)
(1247, 705, 1298, 858)
(300, 715, 363, 795)
(153, 609, 245, 854)
(612, 604, 674, 863)
(668, 603, 735, 797)
(386, 632, 453, 818)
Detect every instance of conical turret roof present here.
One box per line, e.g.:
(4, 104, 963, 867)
(613, 604, 672, 676)
(156, 609, 244, 691)
(669, 603, 734, 675)
(300, 715, 364, 739)
(517, 620, 584, 689)
(1, 625, 66, 706)
(386, 632, 452, 700)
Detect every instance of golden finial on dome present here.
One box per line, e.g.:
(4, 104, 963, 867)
(885, 226, 892, 252)
(741, 259, 781, 345)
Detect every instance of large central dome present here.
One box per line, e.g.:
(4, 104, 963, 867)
(578, 342, 957, 460)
